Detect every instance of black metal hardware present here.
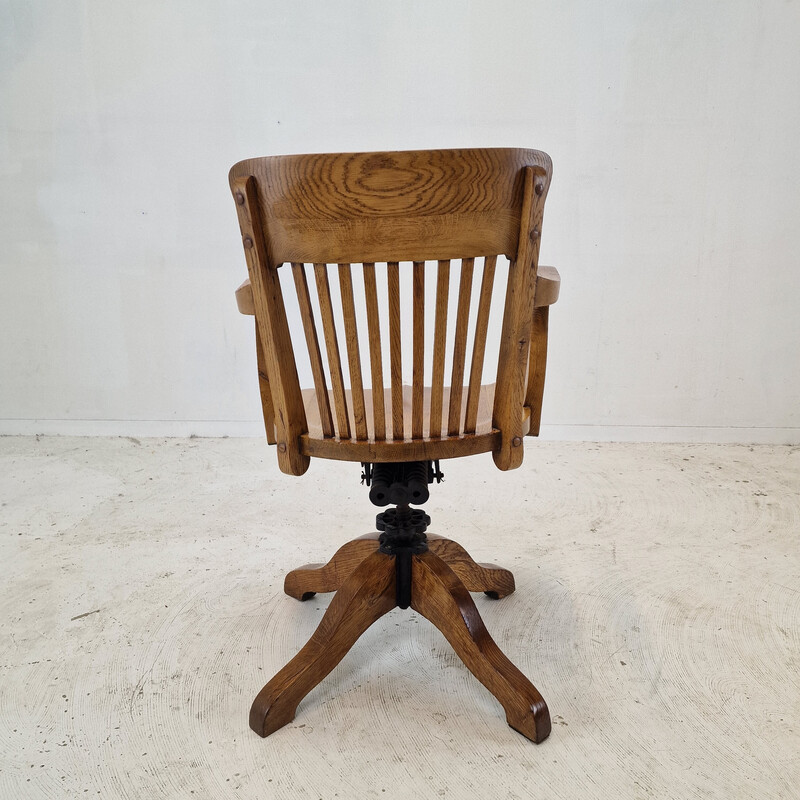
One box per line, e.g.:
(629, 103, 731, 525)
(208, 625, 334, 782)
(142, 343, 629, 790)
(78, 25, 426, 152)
(362, 460, 443, 506)
(360, 462, 372, 485)
(376, 504, 429, 609)
(362, 462, 439, 609)
(376, 507, 430, 536)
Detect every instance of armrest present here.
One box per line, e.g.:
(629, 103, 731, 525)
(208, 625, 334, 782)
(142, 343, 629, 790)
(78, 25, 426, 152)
(534, 265, 560, 307)
(235, 265, 560, 316)
(236, 279, 256, 315)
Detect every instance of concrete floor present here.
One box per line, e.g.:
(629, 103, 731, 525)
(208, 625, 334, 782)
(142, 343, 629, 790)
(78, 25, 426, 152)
(0, 437, 798, 799)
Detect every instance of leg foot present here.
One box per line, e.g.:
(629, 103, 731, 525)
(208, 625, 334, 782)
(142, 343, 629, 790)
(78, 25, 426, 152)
(251, 549, 396, 737)
(284, 534, 380, 600)
(427, 536, 516, 599)
(410, 550, 550, 743)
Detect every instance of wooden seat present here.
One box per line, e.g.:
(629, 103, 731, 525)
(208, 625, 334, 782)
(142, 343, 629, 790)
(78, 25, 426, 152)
(299, 383, 504, 462)
(236, 264, 559, 460)
(230, 148, 560, 744)
(302, 384, 499, 440)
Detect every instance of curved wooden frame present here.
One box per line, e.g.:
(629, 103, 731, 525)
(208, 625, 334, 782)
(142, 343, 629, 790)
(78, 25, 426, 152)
(230, 149, 558, 475)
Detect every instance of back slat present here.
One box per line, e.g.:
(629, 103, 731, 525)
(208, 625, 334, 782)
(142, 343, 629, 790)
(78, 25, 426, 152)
(447, 258, 475, 435)
(362, 263, 386, 441)
(292, 263, 334, 438)
(313, 263, 351, 439)
(429, 260, 450, 438)
(338, 263, 369, 440)
(464, 255, 497, 434)
(412, 261, 425, 439)
(230, 148, 553, 264)
(387, 262, 404, 440)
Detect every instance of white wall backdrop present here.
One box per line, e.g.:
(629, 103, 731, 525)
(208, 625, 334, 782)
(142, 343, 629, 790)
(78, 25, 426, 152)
(2, 0, 799, 442)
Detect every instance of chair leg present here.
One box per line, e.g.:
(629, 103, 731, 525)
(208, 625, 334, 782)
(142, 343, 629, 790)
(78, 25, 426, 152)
(410, 549, 550, 743)
(285, 533, 515, 600)
(250, 549, 396, 737)
(284, 533, 380, 600)
(427, 535, 516, 598)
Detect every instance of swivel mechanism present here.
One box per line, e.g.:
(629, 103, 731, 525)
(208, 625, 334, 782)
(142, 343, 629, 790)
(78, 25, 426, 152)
(363, 461, 437, 609)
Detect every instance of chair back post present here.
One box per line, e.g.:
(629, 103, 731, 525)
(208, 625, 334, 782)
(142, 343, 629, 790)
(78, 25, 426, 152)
(492, 164, 550, 470)
(232, 175, 310, 476)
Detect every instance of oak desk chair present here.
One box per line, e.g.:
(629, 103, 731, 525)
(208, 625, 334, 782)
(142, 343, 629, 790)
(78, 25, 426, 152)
(230, 148, 560, 743)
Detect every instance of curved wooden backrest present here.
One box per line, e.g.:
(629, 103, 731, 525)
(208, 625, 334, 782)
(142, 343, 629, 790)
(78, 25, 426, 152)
(230, 148, 552, 476)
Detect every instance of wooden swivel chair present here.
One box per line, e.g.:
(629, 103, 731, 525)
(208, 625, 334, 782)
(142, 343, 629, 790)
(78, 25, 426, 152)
(230, 148, 560, 743)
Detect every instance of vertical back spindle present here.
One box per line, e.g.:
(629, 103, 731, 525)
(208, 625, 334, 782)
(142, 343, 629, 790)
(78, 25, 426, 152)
(412, 261, 425, 439)
(464, 255, 497, 434)
(313, 263, 351, 439)
(338, 263, 368, 440)
(447, 258, 475, 436)
(429, 260, 450, 438)
(292, 263, 334, 438)
(362, 263, 385, 441)
(387, 262, 404, 440)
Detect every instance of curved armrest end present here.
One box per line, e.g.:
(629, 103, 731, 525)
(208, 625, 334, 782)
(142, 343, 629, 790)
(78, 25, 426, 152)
(534, 266, 560, 307)
(236, 279, 255, 315)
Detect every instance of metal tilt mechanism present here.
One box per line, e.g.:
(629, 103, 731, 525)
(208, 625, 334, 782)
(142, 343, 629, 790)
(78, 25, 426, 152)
(361, 461, 444, 609)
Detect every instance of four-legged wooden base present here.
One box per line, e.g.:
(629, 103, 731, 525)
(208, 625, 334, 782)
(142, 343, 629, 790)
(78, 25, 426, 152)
(250, 533, 550, 743)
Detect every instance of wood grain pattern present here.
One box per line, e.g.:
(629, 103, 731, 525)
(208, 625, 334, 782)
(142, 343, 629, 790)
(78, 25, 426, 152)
(232, 176, 309, 476)
(314, 263, 351, 439)
(257, 537, 546, 741)
(238, 263, 559, 447)
(236, 258, 561, 444)
(250, 551, 397, 737)
(284, 534, 381, 600)
(283, 533, 515, 600)
(302, 385, 499, 438)
(254, 321, 277, 445)
(448, 258, 475, 436)
(427, 536, 515, 598)
(292, 262, 334, 438)
(525, 306, 549, 437)
(300, 428, 502, 463)
(429, 260, 450, 438)
(412, 261, 425, 439)
(230, 149, 555, 471)
(532, 265, 560, 307)
(298, 385, 530, 461)
(234, 266, 559, 317)
(492, 166, 549, 470)
(362, 263, 386, 440)
(411, 551, 550, 742)
(229, 148, 553, 264)
(464, 255, 497, 435)
(387, 262, 404, 440)
(338, 263, 368, 440)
